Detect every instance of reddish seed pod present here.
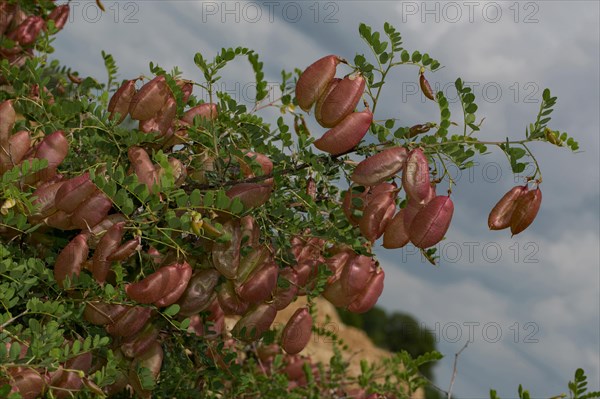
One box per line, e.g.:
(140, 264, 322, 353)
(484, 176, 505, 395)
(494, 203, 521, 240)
(314, 110, 373, 155)
(212, 220, 241, 279)
(420, 73, 435, 101)
(30, 180, 65, 222)
(295, 55, 340, 112)
(177, 80, 194, 104)
(54, 234, 89, 289)
(0, 100, 16, 142)
(236, 245, 272, 284)
(322, 278, 356, 308)
(9, 16, 45, 46)
(71, 192, 113, 230)
(47, 4, 70, 31)
(129, 75, 170, 121)
(91, 222, 124, 283)
(45, 210, 75, 230)
(359, 190, 397, 242)
(351, 146, 408, 186)
(177, 269, 220, 316)
(0, 3, 15, 35)
(182, 103, 218, 124)
(347, 268, 385, 313)
(33, 130, 69, 180)
(510, 187, 542, 236)
(54, 173, 96, 213)
(402, 148, 431, 203)
(340, 255, 375, 297)
(106, 306, 152, 337)
(108, 79, 137, 123)
(154, 262, 192, 307)
(382, 208, 411, 249)
(239, 151, 273, 177)
(281, 307, 313, 355)
(140, 96, 177, 136)
(7, 368, 46, 399)
(226, 182, 273, 208)
(236, 262, 278, 304)
(408, 123, 432, 138)
(410, 195, 454, 249)
(316, 74, 366, 128)
(128, 341, 163, 399)
(232, 303, 277, 342)
(51, 351, 93, 398)
(217, 280, 249, 316)
(121, 322, 160, 358)
(125, 262, 191, 304)
(107, 236, 141, 261)
(342, 186, 367, 226)
(83, 301, 128, 326)
(488, 185, 529, 230)
(240, 215, 260, 248)
(128, 146, 158, 191)
(0, 130, 31, 174)
(273, 267, 299, 310)
(314, 78, 340, 124)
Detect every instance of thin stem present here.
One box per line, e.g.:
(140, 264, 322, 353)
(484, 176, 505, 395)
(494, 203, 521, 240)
(448, 341, 469, 399)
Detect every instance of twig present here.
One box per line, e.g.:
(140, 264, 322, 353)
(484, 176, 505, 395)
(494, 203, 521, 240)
(448, 341, 469, 399)
(0, 310, 28, 331)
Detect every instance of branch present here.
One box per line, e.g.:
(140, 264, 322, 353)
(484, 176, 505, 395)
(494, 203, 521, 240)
(448, 341, 469, 399)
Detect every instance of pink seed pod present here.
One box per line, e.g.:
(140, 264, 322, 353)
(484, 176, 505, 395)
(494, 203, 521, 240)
(240, 215, 260, 248)
(340, 255, 375, 297)
(351, 146, 408, 186)
(182, 103, 218, 124)
(129, 75, 170, 121)
(232, 303, 277, 342)
(347, 268, 385, 313)
(121, 322, 159, 359)
(50, 352, 93, 398)
(128, 146, 158, 191)
(420, 73, 435, 101)
(281, 307, 313, 355)
(107, 236, 141, 261)
(45, 210, 75, 230)
(153, 261, 192, 307)
(30, 180, 65, 222)
(8, 368, 46, 399)
(314, 110, 373, 155)
(212, 220, 241, 279)
(125, 262, 191, 305)
(70, 192, 112, 230)
(54, 234, 89, 289)
(54, 173, 96, 213)
(402, 199, 425, 232)
(382, 208, 410, 249)
(236, 261, 278, 304)
(9, 16, 45, 46)
(410, 195, 454, 249)
(273, 267, 299, 310)
(236, 245, 272, 284)
(0, 3, 16, 36)
(33, 130, 69, 181)
(177, 269, 220, 317)
(106, 306, 152, 337)
(140, 96, 177, 136)
(83, 301, 128, 326)
(239, 151, 273, 177)
(295, 55, 340, 112)
(128, 341, 163, 399)
(47, 4, 70, 31)
(342, 186, 368, 226)
(402, 148, 431, 203)
(108, 79, 137, 123)
(0, 130, 31, 174)
(488, 185, 529, 230)
(176, 80, 194, 104)
(88, 214, 127, 247)
(217, 280, 249, 316)
(226, 182, 272, 208)
(322, 279, 356, 308)
(359, 190, 397, 242)
(314, 78, 340, 124)
(0, 99, 16, 142)
(510, 187, 542, 236)
(315, 74, 366, 128)
(91, 222, 124, 283)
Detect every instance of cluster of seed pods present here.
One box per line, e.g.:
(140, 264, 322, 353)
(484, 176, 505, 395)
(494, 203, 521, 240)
(295, 55, 373, 155)
(343, 147, 454, 250)
(488, 184, 542, 235)
(0, 2, 69, 71)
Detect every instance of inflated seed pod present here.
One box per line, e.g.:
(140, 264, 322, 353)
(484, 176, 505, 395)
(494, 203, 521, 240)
(129, 75, 169, 121)
(121, 322, 159, 358)
(107, 79, 136, 123)
(70, 192, 112, 230)
(105, 306, 152, 337)
(322, 278, 356, 308)
(54, 173, 96, 213)
(347, 268, 385, 313)
(358, 189, 397, 242)
(153, 262, 192, 307)
(510, 187, 542, 236)
(29, 180, 65, 222)
(0, 130, 31, 174)
(47, 4, 70, 31)
(239, 151, 273, 177)
(8, 16, 45, 46)
(420, 73, 435, 101)
(314, 78, 340, 124)
(107, 236, 141, 261)
(382, 208, 410, 249)
(177, 269, 220, 317)
(236, 261, 278, 304)
(91, 222, 124, 283)
(32, 130, 69, 181)
(281, 307, 313, 355)
(212, 220, 241, 279)
(240, 215, 260, 248)
(236, 245, 272, 284)
(140, 96, 177, 136)
(409, 195, 454, 249)
(6, 368, 46, 399)
(342, 186, 368, 226)
(176, 80, 193, 104)
(125, 262, 192, 305)
(488, 185, 529, 230)
(351, 146, 408, 186)
(50, 352, 93, 398)
(340, 255, 374, 297)
(128, 146, 158, 191)
(273, 267, 299, 310)
(54, 234, 89, 289)
(226, 182, 273, 208)
(182, 103, 218, 124)
(0, 100, 16, 142)
(402, 148, 431, 203)
(315, 74, 366, 128)
(45, 210, 75, 230)
(313, 110, 373, 155)
(295, 55, 341, 112)
(232, 303, 277, 342)
(128, 341, 163, 399)
(408, 123, 432, 138)
(83, 301, 128, 326)
(0, 3, 15, 36)
(217, 280, 249, 316)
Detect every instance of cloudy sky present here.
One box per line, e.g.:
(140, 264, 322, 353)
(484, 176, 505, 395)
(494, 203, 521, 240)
(52, 1, 599, 396)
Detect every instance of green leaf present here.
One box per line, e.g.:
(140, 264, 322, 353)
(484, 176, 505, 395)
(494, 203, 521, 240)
(164, 304, 180, 316)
